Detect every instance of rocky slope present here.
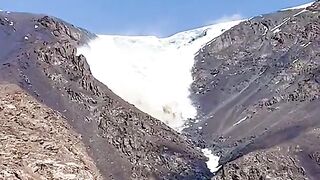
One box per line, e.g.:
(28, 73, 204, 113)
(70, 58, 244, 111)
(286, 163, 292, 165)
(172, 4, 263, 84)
(0, 84, 103, 179)
(2, 1, 320, 179)
(0, 12, 212, 179)
(187, 1, 320, 179)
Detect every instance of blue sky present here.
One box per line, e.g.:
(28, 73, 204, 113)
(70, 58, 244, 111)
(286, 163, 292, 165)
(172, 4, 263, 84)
(0, 0, 313, 37)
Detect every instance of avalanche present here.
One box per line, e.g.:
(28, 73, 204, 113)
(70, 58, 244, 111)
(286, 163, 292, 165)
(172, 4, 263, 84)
(77, 20, 242, 174)
(78, 20, 241, 131)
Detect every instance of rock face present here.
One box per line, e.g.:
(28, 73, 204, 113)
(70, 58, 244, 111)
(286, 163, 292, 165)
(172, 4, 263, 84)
(0, 84, 103, 179)
(188, 2, 320, 179)
(0, 12, 211, 179)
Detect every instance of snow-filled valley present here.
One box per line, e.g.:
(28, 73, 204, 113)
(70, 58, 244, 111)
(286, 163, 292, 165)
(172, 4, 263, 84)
(77, 0, 312, 129)
(78, 20, 242, 131)
(76, 0, 311, 169)
(77, 20, 242, 173)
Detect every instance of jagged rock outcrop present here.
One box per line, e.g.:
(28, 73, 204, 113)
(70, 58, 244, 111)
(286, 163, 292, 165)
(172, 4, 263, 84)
(187, 2, 320, 179)
(0, 12, 211, 179)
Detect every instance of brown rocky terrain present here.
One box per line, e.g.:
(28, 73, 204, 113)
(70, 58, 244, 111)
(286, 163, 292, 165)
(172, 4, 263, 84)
(0, 83, 103, 179)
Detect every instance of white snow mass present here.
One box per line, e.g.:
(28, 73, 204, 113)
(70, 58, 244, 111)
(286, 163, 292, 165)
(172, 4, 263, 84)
(202, 148, 221, 173)
(77, 20, 241, 131)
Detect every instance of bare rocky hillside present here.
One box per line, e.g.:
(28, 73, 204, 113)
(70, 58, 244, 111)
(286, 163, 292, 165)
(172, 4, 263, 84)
(187, 1, 320, 179)
(0, 83, 103, 179)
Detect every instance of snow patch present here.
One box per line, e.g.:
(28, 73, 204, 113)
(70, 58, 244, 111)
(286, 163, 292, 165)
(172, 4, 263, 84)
(273, 28, 281, 33)
(233, 116, 248, 126)
(301, 42, 311, 47)
(294, 9, 308, 17)
(271, 17, 290, 32)
(202, 148, 221, 173)
(78, 20, 242, 131)
(282, 1, 314, 11)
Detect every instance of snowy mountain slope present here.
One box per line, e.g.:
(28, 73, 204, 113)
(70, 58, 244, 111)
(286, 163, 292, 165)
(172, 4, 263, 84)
(281, 1, 314, 10)
(78, 20, 242, 131)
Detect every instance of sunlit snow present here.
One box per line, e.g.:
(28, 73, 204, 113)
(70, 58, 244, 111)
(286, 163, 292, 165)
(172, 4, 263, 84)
(202, 148, 221, 173)
(281, 1, 314, 11)
(78, 20, 242, 174)
(78, 20, 241, 131)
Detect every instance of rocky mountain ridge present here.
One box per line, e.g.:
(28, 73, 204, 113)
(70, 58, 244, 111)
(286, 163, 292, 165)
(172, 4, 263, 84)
(188, 1, 320, 179)
(0, 12, 212, 179)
